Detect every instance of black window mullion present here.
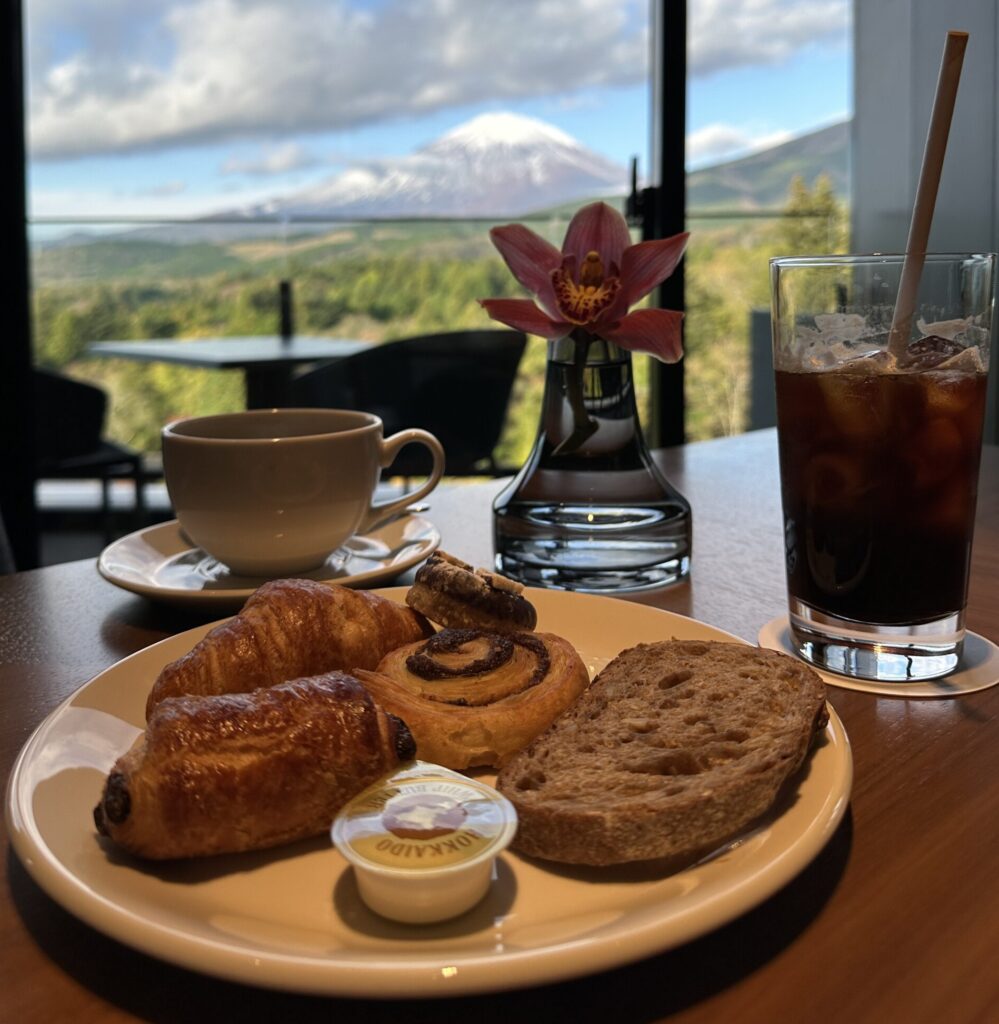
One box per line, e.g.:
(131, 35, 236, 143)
(646, 0, 686, 448)
(1, 0, 39, 569)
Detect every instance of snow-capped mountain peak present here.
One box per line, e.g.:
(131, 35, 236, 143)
(424, 111, 582, 155)
(242, 111, 626, 220)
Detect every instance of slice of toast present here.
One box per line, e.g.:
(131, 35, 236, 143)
(495, 640, 828, 867)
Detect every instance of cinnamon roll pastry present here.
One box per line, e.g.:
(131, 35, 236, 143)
(406, 551, 537, 633)
(355, 628, 589, 769)
(146, 578, 432, 718)
(95, 672, 416, 860)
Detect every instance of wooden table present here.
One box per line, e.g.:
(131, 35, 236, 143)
(88, 336, 373, 408)
(3, 429, 999, 1023)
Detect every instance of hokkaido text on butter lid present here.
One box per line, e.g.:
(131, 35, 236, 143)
(332, 761, 517, 874)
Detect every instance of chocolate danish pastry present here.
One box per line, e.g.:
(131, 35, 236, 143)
(355, 628, 589, 769)
(95, 671, 415, 860)
(406, 551, 537, 633)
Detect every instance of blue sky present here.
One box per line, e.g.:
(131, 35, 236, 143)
(24, 0, 851, 219)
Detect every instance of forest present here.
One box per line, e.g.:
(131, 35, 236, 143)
(30, 177, 846, 468)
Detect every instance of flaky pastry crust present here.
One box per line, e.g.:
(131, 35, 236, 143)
(95, 672, 415, 859)
(145, 579, 432, 718)
(355, 628, 589, 769)
(406, 551, 537, 632)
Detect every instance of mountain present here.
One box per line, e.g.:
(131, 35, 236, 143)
(687, 121, 848, 210)
(245, 113, 848, 221)
(242, 112, 628, 220)
(34, 115, 850, 256)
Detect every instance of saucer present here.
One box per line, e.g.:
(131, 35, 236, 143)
(758, 616, 999, 697)
(98, 515, 440, 612)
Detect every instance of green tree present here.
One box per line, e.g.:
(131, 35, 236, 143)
(775, 174, 848, 256)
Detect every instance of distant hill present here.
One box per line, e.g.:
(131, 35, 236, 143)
(33, 238, 247, 282)
(29, 220, 498, 283)
(687, 121, 848, 210)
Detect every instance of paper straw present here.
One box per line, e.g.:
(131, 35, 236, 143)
(887, 30, 968, 357)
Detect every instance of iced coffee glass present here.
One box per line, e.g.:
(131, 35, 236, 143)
(771, 253, 995, 681)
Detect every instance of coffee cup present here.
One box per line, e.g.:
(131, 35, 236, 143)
(161, 408, 444, 577)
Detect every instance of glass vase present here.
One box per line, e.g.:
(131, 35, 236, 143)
(493, 331, 691, 592)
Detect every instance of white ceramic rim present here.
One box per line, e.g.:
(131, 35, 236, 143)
(96, 516, 440, 611)
(162, 407, 381, 442)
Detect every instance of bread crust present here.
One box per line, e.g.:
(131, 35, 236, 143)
(496, 641, 828, 867)
(145, 579, 433, 717)
(355, 628, 589, 769)
(96, 672, 415, 859)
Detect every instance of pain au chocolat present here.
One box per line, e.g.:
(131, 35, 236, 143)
(95, 672, 415, 860)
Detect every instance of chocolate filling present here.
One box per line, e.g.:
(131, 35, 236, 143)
(406, 628, 550, 688)
(414, 559, 535, 627)
(387, 713, 418, 762)
(101, 771, 131, 826)
(407, 628, 513, 678)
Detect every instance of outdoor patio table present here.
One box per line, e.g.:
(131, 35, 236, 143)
(88, 335, 374, 408)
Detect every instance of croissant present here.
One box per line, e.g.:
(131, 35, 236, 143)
(95, 672, 416, 859)
(146, 579, 433, 718)
(355, 627, 590, 769)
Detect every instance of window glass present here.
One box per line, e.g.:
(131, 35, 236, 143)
(24, 0, 652, 466)
(685, 0, 852, 438)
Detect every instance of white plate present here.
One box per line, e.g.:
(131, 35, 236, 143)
(97, 516, 440, 611)
(6, 589, 852, 999)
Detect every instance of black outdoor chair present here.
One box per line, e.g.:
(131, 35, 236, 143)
(289, 329, 527, 478)
(32, 369, 147, 540)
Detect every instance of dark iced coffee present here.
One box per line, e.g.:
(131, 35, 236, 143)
(771, 254, 994, 681)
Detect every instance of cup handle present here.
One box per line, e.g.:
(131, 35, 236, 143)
(359, 428, 445, 532)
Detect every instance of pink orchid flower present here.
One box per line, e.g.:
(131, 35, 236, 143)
(479, 201, 688, 361)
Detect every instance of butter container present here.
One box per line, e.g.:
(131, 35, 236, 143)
(331, 761, 517, 924)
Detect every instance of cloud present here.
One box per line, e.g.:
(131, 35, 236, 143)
(221, 142, 319, 176)
(27, 0, 649, 159)
(131, 179, 188, 196)
(689, 0, 849, 77)
(687, 123, 792, 166)
(26, 0, 848, 161)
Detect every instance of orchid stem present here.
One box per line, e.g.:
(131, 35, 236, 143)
(553, 329, 598, 456)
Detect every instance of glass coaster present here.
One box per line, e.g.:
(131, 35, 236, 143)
(758, 616, 999, 698)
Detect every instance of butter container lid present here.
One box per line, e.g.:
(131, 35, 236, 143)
(331, 761, 518, 924)
(333, 761, 517, 874)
